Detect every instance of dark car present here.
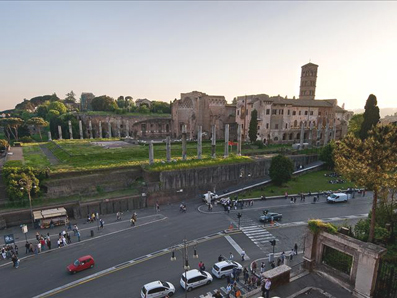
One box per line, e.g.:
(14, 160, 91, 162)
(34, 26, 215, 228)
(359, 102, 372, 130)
(259, 212, 282, 222)
(67, 255, 95, 274)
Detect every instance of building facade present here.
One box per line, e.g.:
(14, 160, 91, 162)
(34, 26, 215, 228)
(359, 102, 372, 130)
(171, 91, 236, 140)
(235, 63, 352, 144)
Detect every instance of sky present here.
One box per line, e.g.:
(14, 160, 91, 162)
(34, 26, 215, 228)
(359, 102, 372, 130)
(1, 1, 396, 111)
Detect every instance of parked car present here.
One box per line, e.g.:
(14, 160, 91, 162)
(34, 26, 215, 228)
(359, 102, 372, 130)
(327, 193, 348, 203)
(212, 260, 242, 278)
(67, 255, 95, 274)
(141, 281, 175, 298)
(259, 212, 282, 222)
(180, 269, 213, 291)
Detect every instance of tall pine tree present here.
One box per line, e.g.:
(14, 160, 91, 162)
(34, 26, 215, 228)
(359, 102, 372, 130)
(248, 109, 258, 143)
(359, 94, 380, 140)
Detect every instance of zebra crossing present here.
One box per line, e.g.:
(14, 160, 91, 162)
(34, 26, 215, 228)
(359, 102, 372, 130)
(198, 280, 251, 298)
(237, 217, 278, 253)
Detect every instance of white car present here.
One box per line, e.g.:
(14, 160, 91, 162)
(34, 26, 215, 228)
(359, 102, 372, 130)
(327, 193, 348, 203)
(212, 260, 243, 278)
(180, 269, 213, 291)
(141, 281, 175, 298)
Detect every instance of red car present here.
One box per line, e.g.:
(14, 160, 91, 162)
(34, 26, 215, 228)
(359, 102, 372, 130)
(67, 255, 95, 274)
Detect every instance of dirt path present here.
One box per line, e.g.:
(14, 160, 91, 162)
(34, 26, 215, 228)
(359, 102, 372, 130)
(39, 144, 59, 165)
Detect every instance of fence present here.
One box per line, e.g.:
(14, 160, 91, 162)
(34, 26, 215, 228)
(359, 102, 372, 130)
(374, 258, 397, 298)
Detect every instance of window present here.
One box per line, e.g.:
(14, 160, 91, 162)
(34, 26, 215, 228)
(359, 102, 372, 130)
(237, 110, 240, 116)
(292, 111, 296, 116)
(319, 112, 322, 116)
(266, 123, 269, 129)
(266, 109, 270, 115)
(272, 109, 277, 115)
(242, 124, 244, 129)
(148, 287, 164, 294)
(310, 111, 314, 115)
(279, 109, 284, 115)
(257, 125, 260, 130)
(294, 120, 298, 127)
(275, 124, 279, 129)
(305, 111, 308, 115)
(285, 124, 288, 129)
(288, 110, 290, 115)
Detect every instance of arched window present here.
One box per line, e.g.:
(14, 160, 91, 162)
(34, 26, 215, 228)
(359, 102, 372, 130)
(294, 120, 298, 127)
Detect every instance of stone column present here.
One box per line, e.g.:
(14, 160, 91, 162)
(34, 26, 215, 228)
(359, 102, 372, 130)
(79, 120, 83, 139)
(126, 120, 130, 137)
(58, 125, 63, 140)
(89, 120, 93, 139)
(166, 136, 171, 162)
(324, 121, 329, 145)
(211, 125, 216, 158)
(182, 125, 187, 161)
(108, 121, 112, 138)
(308, 121, 313, 146)
(149, 140, 154, 165)
(316, 126, 321, 146)
(99, 121, 103, 138)
(117, 120, 121, 138)
(237, 124, 242, 156)
(48, 131, 52, 141)
(224, 124, 229, 158)
(299, 121, 304, 149)
(68, 120, 73, 139)
(197, 126, 202, 159)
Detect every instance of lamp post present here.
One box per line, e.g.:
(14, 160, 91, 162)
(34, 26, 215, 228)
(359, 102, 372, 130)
(171, 239, 198, 298)
(19, 178, 36, 227)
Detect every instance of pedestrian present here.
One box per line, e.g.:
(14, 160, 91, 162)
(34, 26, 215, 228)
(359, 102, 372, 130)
(116, 212, 121, 221)
(290, 197, 294, 204)
(209, 203, 213, 211)
(229, 252, 234, 260)
(99, 218, 104, 228)
(47, 237, 51, 250)
(226, 275, 231, 285)
(156, 202, 160, 213)
(260, 262, 266, 273)
(363, 189, 366, 197)
(67, 221, 72, 230)
(264, 278, 271, 298)
(37, 242, 41, 253)
(57, 239, 61, 248)
(294, 243, 298, 255)
(281, 251, 285, 262)
(25, 241, 29, 254)
(293, 197, 297, 203)
(290, 249, 294, 260)
(218, 254, 224, 262)
(241, 250, 245, 261)
(277, 258, 282, 266)
(250, 200, 254, 206)
(270, 261, 275, 269)
(213, 290, 222, 298)
(36, 232, 40, 241)
(285, 192, 288, 200)
(227, 205, 230, 213)
(66, 232, 71, 244)
(303, 194, 306, 202)
(252, 261, 257, 273)
(11, 254, 19, 268)
(14, 244, 18, 256)
(77, 231, 81, 242)
(243, 267, 249, 284)
(226, 284, 232, 298)
(73, 225, 79, 236)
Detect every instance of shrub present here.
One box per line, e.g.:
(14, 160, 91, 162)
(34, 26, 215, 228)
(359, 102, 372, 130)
(20, 136, 34, 143)
(0, 139, 9, 150)
(308, 219, 338, 234)
(269, 155, 294, 186)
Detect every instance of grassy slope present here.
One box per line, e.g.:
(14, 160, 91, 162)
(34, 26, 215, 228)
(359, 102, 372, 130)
(22, 144, 51, 168)
(239, 170, 356, 198)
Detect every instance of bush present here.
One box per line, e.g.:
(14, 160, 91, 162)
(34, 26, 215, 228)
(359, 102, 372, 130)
(269, 155, 294, 186)
(0, 139, 9, 150)
(254, 140, 264, 149)
(20, 136, 34, 143)
(308, 219, 338, 234)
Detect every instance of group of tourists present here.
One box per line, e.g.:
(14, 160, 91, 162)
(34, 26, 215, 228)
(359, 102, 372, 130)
(221, 198, 254, 213)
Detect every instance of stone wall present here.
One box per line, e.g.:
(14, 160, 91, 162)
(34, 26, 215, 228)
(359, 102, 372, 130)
(44, 167, 143, 198)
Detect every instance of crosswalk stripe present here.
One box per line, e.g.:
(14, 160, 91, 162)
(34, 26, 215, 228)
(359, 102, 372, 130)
(243, 230, 271, 235)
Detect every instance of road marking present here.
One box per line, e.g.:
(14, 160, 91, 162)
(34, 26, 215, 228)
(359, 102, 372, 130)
(32, 230, 242, 298)
(225, 235, 250, 260)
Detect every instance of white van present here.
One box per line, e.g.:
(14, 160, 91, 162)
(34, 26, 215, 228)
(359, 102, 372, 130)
(327, 193, 348, 203)
(180, 269, 212, 291)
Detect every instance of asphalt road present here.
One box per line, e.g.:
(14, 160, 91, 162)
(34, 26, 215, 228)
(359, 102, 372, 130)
(0, 194, 373, 298)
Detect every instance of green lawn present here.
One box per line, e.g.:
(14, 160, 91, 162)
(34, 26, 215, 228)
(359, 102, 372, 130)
(239, 170, 356, 198)
(22, 144, 51, 168)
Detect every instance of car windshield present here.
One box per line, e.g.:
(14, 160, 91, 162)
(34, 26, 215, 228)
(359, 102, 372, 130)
(161, 281, 168, 288)
(213, 265, 220, 271)
(73, 260, 80, 266)
(330, 194, 337, 198)
(181, 275, 187, 282)
(141, 287, 146, 294)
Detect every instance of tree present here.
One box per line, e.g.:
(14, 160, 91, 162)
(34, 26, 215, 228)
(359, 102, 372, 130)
(65, 91, 76, 103)
(248, 109, 258, 143)
(319, 141, 335, 169)
(47, 110, 60, 120)
(335, 124, 397, 242)
(27, 117, 49, 141)
(137, 105, 150, 114)
(91, 95, 118, 111)
(48, 101, 67, 114)
(348, 114, 364, 138)
(359, 94, 380, 140)
(0, 118, 24, 141)
(150, 101, 171, 114)
(269, 155, 294, 186)
(116, 96, 126, 108)
(36, 104, 49, 119)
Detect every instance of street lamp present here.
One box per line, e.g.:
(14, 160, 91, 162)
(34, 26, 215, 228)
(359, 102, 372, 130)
(171, 239, 198, 298)
(19, 178, 36, 227)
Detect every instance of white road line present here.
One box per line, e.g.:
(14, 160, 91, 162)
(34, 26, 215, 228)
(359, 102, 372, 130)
(225, 235, 250, 260)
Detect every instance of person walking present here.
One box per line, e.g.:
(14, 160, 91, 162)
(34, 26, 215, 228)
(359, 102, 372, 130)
(226, 284, 232, 298)
(99, 218, 104, 228)
(213, 290, 222, 298)
(264, 278, 271, 298)
(77, 231, 81, 242)
(294, 243, 298, 255)
(260, 261, 266, 273)
(241, 250, 246, 261)
(25, 242, 29, 254)
(156, 202, 160, 213)
(229, 252, 234, 260)
(47, 237, 51, 250)
(252, 261, 257, 273)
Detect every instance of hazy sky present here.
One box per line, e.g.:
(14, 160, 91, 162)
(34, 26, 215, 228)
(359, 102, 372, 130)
(1, 1, 396, 111)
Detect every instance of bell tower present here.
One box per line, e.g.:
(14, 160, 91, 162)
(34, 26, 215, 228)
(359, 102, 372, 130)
(299, 63, 318, 100)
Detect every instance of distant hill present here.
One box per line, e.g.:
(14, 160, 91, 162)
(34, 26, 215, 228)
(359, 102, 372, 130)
(352, 107, 397, 118)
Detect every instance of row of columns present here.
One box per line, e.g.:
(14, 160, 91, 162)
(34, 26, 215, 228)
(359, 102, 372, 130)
(50, 119, 134, 140)
(298, 120, 337, 149)
(148, 124, 242, 165)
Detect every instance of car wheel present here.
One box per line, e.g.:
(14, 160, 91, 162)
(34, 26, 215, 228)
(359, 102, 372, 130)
(187, 287, 193, 292)
(168, 292, 174, 297)
(90, 264, 94, 268)
(206, 280, 211, 285)
(221, 275, 225, 279)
